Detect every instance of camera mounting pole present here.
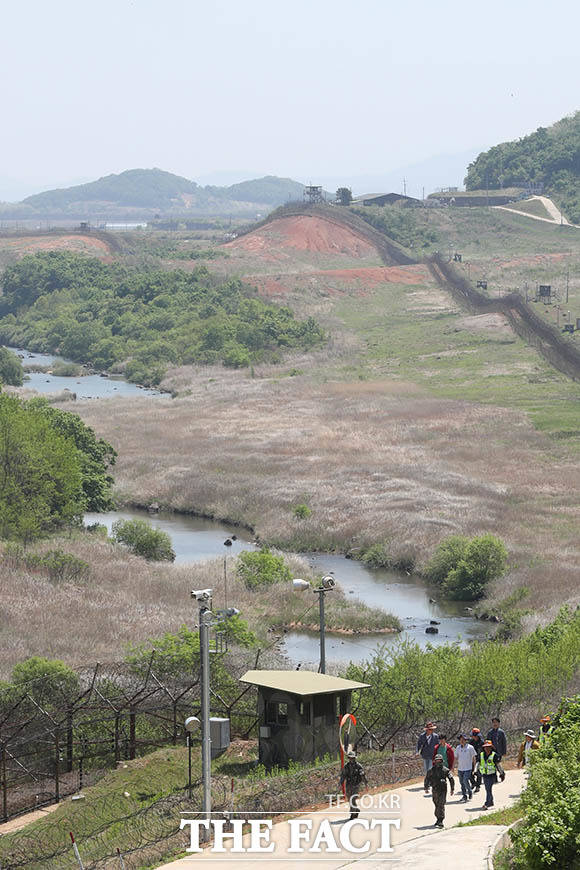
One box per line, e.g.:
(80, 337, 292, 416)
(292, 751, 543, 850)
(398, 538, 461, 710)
(191, 589, 213, 838)
(316, 576, 335, 674)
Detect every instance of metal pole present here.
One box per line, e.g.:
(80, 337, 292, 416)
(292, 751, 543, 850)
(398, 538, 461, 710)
(1, 743, 7, 822)
(318, 590, 326, 674)
(187, 732, 192, 799)
(199, 603, 212, 836)
(223, 554, 228, 612)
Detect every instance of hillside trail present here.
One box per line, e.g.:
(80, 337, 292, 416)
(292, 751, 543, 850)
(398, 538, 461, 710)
(495, 195, 579, 228)
(159, 769, 525, 869)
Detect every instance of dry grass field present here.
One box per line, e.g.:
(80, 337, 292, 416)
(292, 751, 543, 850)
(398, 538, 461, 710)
(0, 532, 398, 676)
(73, 369, 579, 617)
(4, 207, 580, 651)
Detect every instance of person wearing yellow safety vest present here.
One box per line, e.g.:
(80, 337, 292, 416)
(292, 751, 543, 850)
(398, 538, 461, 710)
(538, 716, 554, 747)
(479, 740, 505, 809)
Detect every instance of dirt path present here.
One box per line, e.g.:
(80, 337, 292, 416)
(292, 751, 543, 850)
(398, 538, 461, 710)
(495, 196, 579, 228)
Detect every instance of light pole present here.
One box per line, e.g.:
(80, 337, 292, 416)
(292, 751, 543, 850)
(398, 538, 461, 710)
(293, 575, 335, 674)
(191, 588, 213, 837)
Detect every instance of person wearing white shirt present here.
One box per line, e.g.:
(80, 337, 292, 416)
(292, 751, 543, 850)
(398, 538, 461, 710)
(455, 733, 477, 801)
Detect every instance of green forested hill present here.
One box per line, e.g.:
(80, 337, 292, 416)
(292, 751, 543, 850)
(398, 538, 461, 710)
(465, 111, 580, 221)
(0, 251, 325, 384)
(20, 169, 304, 214)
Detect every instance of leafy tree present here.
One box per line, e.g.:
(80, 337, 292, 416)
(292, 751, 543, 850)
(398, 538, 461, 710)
(336, 187, 353, 206)
(27, 399, 116, 511)
(442, 534, 508, 601)
(0, 394, 84, 540)
(236, 547, 292, 589)
(112, 518, 175, 561)
(424, 535, 469, 585)
(11, 657, 80, 707)
(510, 695, 580, 868)
(0, 347, 23, 385)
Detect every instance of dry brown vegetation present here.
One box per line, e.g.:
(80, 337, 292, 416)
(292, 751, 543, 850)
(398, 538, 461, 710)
(0, 533, 397, 676)
(72, 369, 580, 617)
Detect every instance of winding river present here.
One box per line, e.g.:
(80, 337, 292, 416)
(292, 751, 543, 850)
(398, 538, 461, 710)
(10, 346, 489, 664)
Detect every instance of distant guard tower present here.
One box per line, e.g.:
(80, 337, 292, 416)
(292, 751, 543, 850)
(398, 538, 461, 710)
(303, 185, 324, 205)
(240, 670, 369, 769)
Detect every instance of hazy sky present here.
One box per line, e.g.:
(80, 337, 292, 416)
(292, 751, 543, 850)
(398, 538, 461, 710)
(2, 0, 579, 199)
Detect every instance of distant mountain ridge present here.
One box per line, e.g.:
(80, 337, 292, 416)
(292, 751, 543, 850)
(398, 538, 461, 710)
(15, 168, 306, 216)
(465, 111, 580, 222)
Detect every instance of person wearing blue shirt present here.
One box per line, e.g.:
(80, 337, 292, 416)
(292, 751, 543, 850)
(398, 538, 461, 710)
(486, 717, 507, 760)
(417, 722, 439, 792)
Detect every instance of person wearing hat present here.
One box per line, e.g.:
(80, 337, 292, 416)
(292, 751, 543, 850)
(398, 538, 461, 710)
(424, 754, 454, 827)
(417, 722, 439, 793)
(479, 740, 505, 809)
(517, 730, 540, 767)
(538, 716, 554, 747)
(339, 749, 368, 820)
(468, 728, 484, 793)
(454, 733, 477, 801)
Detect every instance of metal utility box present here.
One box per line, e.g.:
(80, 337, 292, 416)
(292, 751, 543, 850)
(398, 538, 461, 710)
(240, 670, 369, 769)
(210, 717, 230, 759)
(539, 285, 552, 297)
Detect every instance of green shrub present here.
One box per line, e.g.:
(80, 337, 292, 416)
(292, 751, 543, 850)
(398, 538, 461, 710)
(2, 543, 90, 583)
(112, 519, 175, 562)
(0, 347, 23, 386)
(292, 504, 312, 519)
(236, 547, 292, 590)
(11, 657, 80, 707)
(443, 534, 508, 600)
(424, 535, 469, 585)
(510, 695, 580, 868)
(360, 543, 391, 569)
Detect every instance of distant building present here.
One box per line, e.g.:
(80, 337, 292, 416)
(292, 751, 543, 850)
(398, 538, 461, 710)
(354, 192, 421, 207)
(240, 670, 369, 768)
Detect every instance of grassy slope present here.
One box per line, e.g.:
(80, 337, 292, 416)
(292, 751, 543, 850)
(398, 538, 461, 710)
(500, 198, 552, 219)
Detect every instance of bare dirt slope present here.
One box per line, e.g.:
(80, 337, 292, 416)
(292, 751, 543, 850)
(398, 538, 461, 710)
(227, 214, 379, 259)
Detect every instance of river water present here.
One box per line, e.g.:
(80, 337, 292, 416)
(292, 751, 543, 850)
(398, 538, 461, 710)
(86, 507, 489, 665)
(7, 344, 488, 663)
(8, 347, 161, 399)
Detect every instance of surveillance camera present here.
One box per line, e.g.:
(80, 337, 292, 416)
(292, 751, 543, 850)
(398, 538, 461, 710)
(321, 575, 335, 590)
(185, 716, 200, 732)
(293, 579, 310, 591)
(191, 588, 212, 602)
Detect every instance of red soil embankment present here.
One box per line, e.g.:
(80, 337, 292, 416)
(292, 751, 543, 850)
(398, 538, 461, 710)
(248, 264, 430, 297)
(0, 233, 117, 260)
(226, 214, 378, 258)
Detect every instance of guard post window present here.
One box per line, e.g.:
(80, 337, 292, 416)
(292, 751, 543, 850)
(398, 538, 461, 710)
(266, 701, 289, 726)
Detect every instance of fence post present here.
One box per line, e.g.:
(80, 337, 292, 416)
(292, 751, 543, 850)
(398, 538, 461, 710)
(55, 730, 60, 803)
(1, 742, 7, 822)
(173, 701, 178, 745)
(129, 710, 136, 760)
(391, 743, 395, 780)
(67, 707, 74, 773)
(114, 713, 120, 763)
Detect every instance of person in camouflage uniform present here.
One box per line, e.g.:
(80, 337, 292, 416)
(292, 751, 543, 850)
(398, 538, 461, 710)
(339, 749, 368, 819)
(424, 754, 454, 827)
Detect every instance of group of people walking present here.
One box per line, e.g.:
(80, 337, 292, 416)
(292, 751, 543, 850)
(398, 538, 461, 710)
(417, 715, 553, 827)
(338, 714, 554, 828)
